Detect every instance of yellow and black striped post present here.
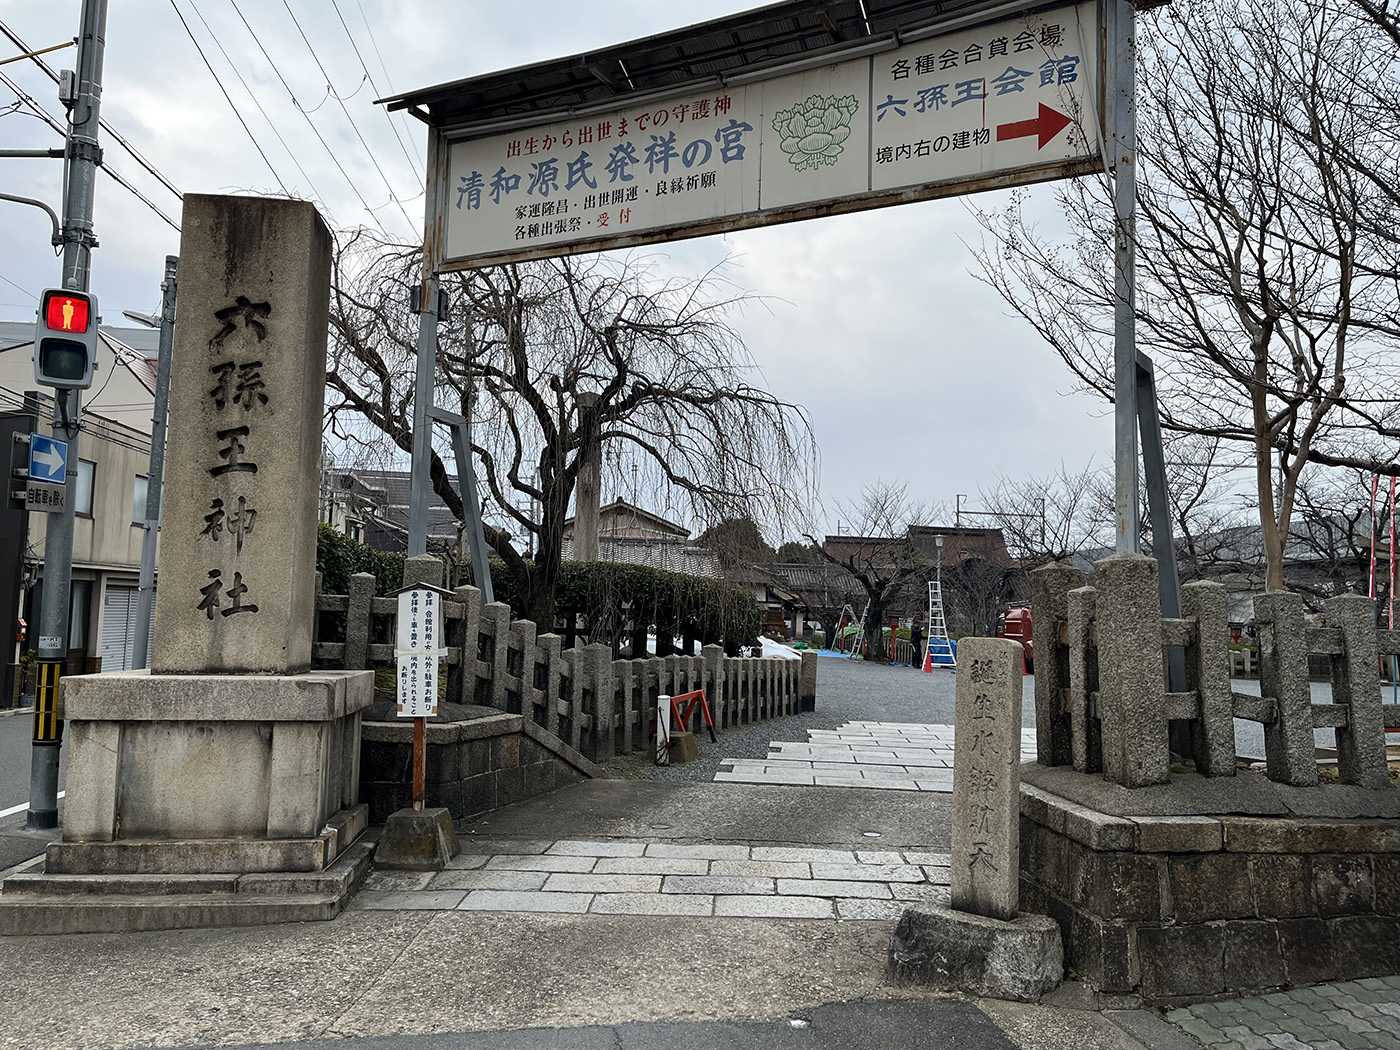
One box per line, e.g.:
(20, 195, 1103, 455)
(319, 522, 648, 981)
(32, 661, 62, 744)
(26, 660, 63, 829)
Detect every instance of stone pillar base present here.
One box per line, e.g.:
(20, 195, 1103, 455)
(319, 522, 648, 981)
(57, 669, 372, 875)
(887, 903, 1063, 1002)
(375, 807, 459, 871)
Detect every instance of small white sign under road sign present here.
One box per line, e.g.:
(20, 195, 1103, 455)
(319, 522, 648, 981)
(395, 587, 447, 718)
(25, 480, 65, 513)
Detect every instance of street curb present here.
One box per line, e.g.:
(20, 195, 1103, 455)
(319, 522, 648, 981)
(1104, 1009, 1203, 1050)
(0, 706, 34, 719)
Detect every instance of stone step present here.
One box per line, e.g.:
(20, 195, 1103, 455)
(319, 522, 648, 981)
(0, 891, 343, 936)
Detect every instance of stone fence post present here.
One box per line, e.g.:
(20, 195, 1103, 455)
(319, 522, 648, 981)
(1324, 593, 1389, 789)
(345, 572, 375, 670)
(1030, 561, 1085, 767)
(1180, 580, 1235, 777)
(1254, 591, 1316, 787)
(1094, 553, 1169, 788)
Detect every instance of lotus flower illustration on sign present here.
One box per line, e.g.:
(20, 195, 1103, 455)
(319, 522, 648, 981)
(772, 93, 860, 172)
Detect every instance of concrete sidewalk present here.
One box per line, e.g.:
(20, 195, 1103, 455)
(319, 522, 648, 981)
(0, 777, 1174, 1050)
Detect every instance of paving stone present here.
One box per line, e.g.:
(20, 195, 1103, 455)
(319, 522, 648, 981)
(644, 843, 750, 861)
(914, 781, 955, 793)
(545, 840, 647, 858)
(836, 898, 907, 920)
(591, 857, 709, 876)
(661, 875, 774, 895)
(1220, 1024, 1273, 1050)
(587, 893, 714, 916)
(903, 852, 952, 866)
(715, 771, 815, 785)
(750, 847, 855, 864)
(454, 838, 551, 856)
(457, 890, 593, 913)
(361, 870, 434, 892)
(709, 859, 810, 878)
(351, 889, 466, 910)
(777, 878, 891, 899)
(1171, 1017, 1222, 1046)
(1266, 1034, 1317, 1050)
(810, 862, 925, 883)
(891, 882, 950, 903)
(427, 869, 548, 892)
(437, 854, 489, 872)
(713, 894, 834, 918)
(541, 873, 662, 894)
(484, 854, 597, 872)
(922, 866, 952, 885)
(855, 851, 904, 865)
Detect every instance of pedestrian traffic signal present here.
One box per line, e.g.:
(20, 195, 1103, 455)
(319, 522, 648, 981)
(34, 288, 98, 389)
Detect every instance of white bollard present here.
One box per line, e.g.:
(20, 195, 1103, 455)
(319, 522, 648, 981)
(655, 694, 672, 765)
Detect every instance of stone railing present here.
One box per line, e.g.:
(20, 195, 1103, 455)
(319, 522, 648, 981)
(1031, 553, 1397, 790)
(312, 568, 816, 764)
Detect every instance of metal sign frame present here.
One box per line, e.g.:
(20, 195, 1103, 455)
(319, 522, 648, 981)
(394, 0, 1149, 575)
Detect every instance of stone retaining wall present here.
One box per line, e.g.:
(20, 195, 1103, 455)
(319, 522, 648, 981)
(359, 713, 599, 823)
(1019, 782, 1400, 1005)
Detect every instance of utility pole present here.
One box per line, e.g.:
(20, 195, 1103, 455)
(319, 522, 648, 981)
(28, 0, 107, 830)
(1109, 0, 1139, 553)
(132, 255, 177, 670)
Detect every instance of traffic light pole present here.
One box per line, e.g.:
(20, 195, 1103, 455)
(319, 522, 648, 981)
(27, 0, 107, 830)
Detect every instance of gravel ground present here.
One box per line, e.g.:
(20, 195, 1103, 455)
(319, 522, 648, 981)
(601, 655, 1036, 783)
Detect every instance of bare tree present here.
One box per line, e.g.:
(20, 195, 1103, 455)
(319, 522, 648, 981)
(326, 230, 817, 626)
(979, 461, 1112, 567)
(806, 483, 931, 662)
(973, 0, 1400, 592)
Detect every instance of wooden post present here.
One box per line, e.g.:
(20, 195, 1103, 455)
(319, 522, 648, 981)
(412, 715, 426, 810)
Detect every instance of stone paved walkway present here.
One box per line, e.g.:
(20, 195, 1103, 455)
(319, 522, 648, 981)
(1166, 975, 1400, 1049)
(713, 720, 1036, 791)
(349, 837, 953, 920)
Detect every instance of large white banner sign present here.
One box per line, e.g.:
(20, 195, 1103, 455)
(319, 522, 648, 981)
(444, 2, 1098, 268)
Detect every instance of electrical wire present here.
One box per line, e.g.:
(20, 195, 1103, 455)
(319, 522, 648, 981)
(226, 0, 394, 238)
(354, 0, 424, 178)
(0, 70, 181, 232)
(0, 18, 184, 202)
(169, 0, 290, 195)
(279, 0, 418, 234)
(332, 0, 424, 184)
(182, 0, 329, 206)
(0, 274, 37, 301)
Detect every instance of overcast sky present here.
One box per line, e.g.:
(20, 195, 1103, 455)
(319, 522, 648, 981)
(0, 0, 1113, 539)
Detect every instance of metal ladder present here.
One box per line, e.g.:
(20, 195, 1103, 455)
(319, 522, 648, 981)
(924, 579, 956, 669)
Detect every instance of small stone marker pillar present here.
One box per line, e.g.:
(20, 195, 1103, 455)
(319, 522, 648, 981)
(888, 636, 1062, 1002)
(951, 637, 1023, 921)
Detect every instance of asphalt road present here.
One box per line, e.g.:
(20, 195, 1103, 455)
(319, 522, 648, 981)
(205, 998, 1021, 1050)
(0, 705, 64, 870)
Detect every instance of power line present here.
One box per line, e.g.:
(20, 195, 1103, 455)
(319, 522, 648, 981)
(182, 0, 329, 206)
(226, 0, 393, 238)
(0, 69, 181, 232)
(169, 0, 290, 196)
(0, 18, 184, 202)
(279, 0, 418, 234)
(331, 0, 424, 185)
(0, 273, 37, 301)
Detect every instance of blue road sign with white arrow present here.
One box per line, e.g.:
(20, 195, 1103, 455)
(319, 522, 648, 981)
(29, 433, 68, 484)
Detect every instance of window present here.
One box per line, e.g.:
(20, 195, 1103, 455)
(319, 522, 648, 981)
(74, 458, 94, 516)
(69, 580, 91, 651)
(132, 475, 148, 525)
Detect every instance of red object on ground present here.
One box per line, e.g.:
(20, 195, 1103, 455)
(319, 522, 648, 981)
(998, 607, 1034, 675)
(669, 689, 717, 743)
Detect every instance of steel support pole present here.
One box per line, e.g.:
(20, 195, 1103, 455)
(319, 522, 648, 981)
(29, 0, 106, 830)
(1109, 0, 1139, 553)
(132, 255, 177, 670)
(407, 130, 447, 558)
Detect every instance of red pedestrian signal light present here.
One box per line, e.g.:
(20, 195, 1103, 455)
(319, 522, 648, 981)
(42, 292, 91, 335)
(34, 288, 99, 390)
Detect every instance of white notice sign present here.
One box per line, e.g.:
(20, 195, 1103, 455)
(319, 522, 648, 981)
(395, 588, 443, 718)
(443, 2, 1097, 268)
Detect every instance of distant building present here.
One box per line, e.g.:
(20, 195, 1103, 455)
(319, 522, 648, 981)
(0, 322, 162, 701)
(562, 501, 721, 577)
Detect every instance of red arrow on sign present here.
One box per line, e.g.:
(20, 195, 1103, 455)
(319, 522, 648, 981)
(995, 103, 1073, 149)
